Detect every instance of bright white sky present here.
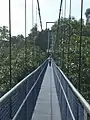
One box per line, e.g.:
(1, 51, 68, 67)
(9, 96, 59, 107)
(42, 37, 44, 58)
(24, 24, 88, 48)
(0, 0, 90, 36)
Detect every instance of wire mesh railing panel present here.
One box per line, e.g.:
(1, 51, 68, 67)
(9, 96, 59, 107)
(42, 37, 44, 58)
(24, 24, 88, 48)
(26, 67, 42, 94)
(11, 82, 27, 118)
(53, 61, 90, 120)
(53, 67, 74, 120)
(67, 86, 78, 119)
(0, 60, 48, 120)
(0, 98, 10, 120)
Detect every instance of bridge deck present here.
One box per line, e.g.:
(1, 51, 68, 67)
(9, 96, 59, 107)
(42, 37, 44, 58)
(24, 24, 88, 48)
(31, 64, 61, 120)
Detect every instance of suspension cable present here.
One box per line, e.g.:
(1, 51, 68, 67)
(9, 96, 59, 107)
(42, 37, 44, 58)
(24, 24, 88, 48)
(37, 0, 42, 31)
(9, 1, 12, 119)
(79, 0, 83, 92)
(60, 2, 63, 68)
(56, 0, 63, 43)
(25, 0, 27, 69)
(67, 0, 71, 76)
(32, 0, 35, 58)
(34, 3, 38, 57)
(53, 0, 63, 66)
(9, 0, 12, 89)
(62, 0, 66, 70)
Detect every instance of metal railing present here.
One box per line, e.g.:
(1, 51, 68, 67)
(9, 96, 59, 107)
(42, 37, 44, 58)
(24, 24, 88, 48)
(53, 61, 90, 120)
(0, 59, 48, 120)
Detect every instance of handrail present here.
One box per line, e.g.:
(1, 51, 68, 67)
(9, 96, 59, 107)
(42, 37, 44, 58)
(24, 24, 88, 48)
(12, 61, 47, 120)
(54, 62, 90, 115)
(0, 59, 48, 103)
(54, 67, 75, 120)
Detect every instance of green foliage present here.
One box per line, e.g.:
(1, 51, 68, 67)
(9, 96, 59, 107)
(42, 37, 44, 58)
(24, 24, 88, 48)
(1, 17, 90, 105)
(0, 25, 47, 95)
(52, 17, 90, 103)
(85, 8, 90, 18)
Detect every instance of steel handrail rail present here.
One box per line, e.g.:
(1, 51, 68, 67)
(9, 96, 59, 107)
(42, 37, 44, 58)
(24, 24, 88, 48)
(0, 59, 48, 103)
(12, 61, 47, 120)
(54, 62, 90, 115)
(54, 66, 75, 120)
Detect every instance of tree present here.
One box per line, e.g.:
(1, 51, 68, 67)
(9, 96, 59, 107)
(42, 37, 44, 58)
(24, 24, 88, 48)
(0, 25, 47, 94)
(85, 8, 90, 24)
(52, 17, 90, 103)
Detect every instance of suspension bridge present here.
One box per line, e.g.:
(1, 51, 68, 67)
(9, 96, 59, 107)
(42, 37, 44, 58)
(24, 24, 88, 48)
(0, 0, 90, 120)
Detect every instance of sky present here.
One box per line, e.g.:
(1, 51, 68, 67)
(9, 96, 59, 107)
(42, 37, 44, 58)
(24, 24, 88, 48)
(0, 0, 90, 36)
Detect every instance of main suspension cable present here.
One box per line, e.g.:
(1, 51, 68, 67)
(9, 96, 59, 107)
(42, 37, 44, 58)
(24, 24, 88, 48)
(9, 1, 12, 119)
(67, 0, 71, 76)
(37, 0, 42, 31)
(56, 0, 63, 43)
(25, 0, 27, 69)
(9, 0, 12, 89)
(62, 0, 66, 70)
(60, 1, 63, 68)
(32, 0, 35, 58)
(79, 0, 83, 92)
